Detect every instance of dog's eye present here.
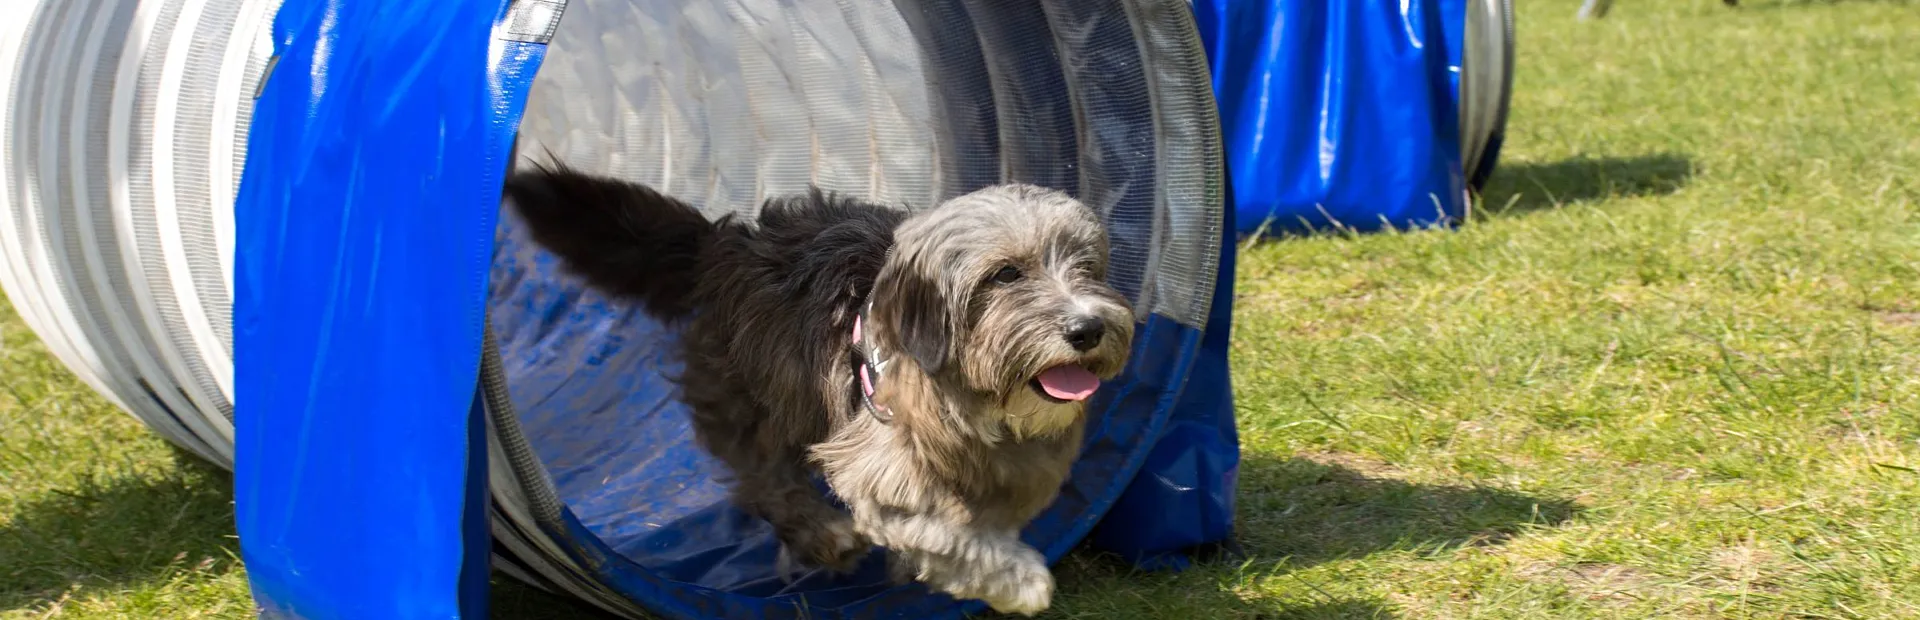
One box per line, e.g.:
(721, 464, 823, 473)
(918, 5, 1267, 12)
(991, 265, 1023, 284)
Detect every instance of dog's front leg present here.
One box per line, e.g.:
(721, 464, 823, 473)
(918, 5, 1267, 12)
(860, 512, 1053, 616)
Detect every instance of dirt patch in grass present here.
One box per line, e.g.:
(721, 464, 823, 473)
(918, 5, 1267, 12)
(1521, 561, 1662, 604)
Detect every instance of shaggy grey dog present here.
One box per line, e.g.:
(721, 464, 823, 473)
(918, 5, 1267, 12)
(504, 164, 1134, 615)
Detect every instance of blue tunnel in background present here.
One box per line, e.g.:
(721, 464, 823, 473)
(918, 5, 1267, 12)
(1194, 0, 1514, 235)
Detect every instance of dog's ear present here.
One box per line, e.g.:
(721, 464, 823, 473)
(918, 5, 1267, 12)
(871, 255, 953, 375)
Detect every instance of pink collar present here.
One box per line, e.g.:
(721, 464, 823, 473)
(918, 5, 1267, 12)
(852, 305, 895, 424)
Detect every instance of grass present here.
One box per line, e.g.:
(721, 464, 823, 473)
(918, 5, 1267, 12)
(5, 0, 1920, 617)
(0, 319, 249, 616)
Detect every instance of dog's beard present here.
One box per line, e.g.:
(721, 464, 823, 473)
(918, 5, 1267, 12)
(969, 313, 1131, 443)
(998, 389, 1085, 442)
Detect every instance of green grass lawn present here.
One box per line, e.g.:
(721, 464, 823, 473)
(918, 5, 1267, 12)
(6, 0, 1920, 617)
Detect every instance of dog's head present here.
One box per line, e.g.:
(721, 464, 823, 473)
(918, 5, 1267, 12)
(870, 184, 1134, 439)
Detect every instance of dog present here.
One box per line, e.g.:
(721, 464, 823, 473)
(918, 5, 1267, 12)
(503, 163, 1135, 615)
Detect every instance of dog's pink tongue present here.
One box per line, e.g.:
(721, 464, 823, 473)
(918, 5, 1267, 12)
(1037, 366, 1100, 401)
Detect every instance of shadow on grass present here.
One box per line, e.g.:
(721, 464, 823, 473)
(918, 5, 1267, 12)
(1479, 153, 1694, 215)
(1051, 455, 1580, 618)
(0, 446, 618, 619)
(1230, 456, 1579, 564)
(0, 448, 238, 611)
(1233, 153, 1693, 245)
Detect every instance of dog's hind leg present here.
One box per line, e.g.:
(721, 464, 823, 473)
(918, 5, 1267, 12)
(685, 392, 869, 577)
(729, 444, 870, 577)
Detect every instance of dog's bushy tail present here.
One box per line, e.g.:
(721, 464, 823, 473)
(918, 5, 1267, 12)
(503, 163, 713, 320)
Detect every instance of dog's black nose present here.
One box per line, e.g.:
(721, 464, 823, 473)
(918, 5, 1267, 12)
(1065, 317, 1106, 352)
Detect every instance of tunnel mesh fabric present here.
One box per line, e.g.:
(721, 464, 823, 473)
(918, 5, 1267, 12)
(515, 0, 1222, 329)
(1, 0, 281, 466)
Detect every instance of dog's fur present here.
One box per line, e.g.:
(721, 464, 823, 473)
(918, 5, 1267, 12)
(504, 164, 1134, 615)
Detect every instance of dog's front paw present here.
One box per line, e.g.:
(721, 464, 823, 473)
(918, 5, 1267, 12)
(979, 547, 1053, 616)
(920, 543, 1054, 616)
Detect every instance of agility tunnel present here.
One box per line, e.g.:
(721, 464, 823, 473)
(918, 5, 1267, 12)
(1199, 0, 1516, 233)
(1, 0, 1510, 617)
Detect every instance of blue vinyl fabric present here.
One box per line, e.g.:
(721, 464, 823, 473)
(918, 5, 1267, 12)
(1087, 177, 1241, 569)
(1194, 0, 1467, 235)
(233, 0, 529, 617)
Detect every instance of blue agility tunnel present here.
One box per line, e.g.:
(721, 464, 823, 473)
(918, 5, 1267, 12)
(1, 0, 1238, 617)
(1195, 0, 1515, 234)
(1, 0, 1511, 617)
